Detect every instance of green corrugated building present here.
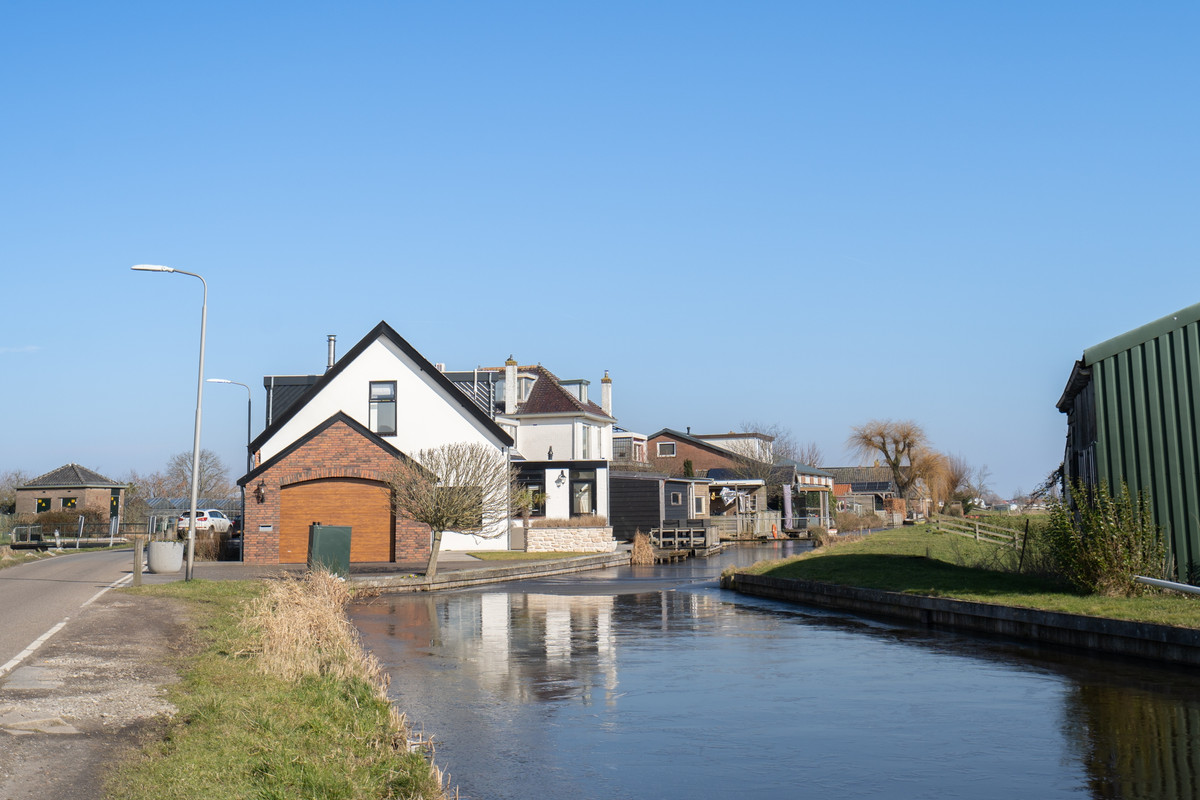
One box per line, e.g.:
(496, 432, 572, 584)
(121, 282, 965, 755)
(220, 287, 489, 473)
(1058, 302, 1200, 578)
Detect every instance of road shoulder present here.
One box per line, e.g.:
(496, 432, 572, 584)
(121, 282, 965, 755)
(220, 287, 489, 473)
(0, 591, 190, 799)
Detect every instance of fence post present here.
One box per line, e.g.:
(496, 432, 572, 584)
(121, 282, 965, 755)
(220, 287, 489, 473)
(974, 521, 979, 542)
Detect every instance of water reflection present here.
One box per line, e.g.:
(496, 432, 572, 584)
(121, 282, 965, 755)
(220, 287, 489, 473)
(352, 546, 1200, 800)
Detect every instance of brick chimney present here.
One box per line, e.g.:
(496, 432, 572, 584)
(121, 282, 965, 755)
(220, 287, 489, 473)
(504, 356, 518, 414)
(601, 370, 612, 417)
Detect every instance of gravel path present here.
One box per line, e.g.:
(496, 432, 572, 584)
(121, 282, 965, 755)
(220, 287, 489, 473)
(0, 592, 189, 799)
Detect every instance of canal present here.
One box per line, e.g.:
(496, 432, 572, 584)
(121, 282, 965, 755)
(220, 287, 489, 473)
(351, 543, 1200, 799)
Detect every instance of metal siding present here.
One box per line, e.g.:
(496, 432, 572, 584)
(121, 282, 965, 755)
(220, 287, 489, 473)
(1143, 337, 1172, 553)
(1160, 331, 1186, 569)
(1175, 324, 1200, 571)
(1090, 323, 1200, 578)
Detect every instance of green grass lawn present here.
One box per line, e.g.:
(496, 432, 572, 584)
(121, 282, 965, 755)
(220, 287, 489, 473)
(734, 528, 1200, 629)
(106, 579, 444, 800)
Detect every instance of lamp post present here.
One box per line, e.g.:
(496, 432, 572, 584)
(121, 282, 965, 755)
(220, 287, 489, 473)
(207, 378, 250, 562)
(132, 264, 206, 580)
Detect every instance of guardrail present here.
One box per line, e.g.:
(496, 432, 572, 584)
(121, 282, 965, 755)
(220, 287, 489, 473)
(932, 515, 1023, 549)
(10, 517, 127, 549)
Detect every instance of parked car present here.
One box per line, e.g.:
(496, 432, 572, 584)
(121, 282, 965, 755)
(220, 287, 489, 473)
(177, 509, 233, 534)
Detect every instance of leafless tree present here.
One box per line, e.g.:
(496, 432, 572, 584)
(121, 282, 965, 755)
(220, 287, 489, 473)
(847, 419, 943, 503)
(0, 469, 30, 513)
(161, 449, 235, 499)
(794, 441, 824, 468)
(389, 442, 513, 579)
(938, 454, 991, 515)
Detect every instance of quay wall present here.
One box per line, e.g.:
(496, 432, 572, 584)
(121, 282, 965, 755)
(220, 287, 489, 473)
(723, 573, 1200, 667)
(350, 551, 630, 593)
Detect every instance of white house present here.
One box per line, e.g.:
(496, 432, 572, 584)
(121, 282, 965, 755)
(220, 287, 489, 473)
(443, 359, 616, 529)
(241, 323, 515, 564)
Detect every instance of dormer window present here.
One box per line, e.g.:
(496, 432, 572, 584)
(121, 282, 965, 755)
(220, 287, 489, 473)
(518, 375, 535, 403)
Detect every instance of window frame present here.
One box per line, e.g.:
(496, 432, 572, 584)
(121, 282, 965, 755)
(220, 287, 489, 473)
(569, 469, 597, 517)
(369, 380, 398, 436)
(657, 441, 677, 458)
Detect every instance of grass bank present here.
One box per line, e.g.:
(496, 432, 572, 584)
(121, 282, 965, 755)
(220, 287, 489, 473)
(731, 529, 1200, 629)
(107, 574, 445, 800)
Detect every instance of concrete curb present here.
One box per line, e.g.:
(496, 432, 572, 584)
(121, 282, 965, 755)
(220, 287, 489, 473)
(722, 573, 1200, 667)
(349, 551, 631, 593)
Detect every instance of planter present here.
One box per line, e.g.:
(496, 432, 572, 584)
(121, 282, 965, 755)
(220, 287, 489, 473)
(147, 540, 184, 574)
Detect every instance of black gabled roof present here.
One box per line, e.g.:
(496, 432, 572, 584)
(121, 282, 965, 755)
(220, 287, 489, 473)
(248, 322, 513, 453)
(239, 411, 425, 486)
(23, 464, 124, 489)
(647, 428, 749, 459)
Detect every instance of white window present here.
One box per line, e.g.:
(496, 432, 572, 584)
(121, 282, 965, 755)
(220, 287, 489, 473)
(369, 381, 397, 435)
(693, 495, 704, 515)
(657, 442, 676, 457)
(670, 492, 683, 506)
(581, 424, 593, 459)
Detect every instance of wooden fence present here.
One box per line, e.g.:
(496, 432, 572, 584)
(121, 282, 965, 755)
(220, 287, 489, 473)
(932, 515, 1024, 549)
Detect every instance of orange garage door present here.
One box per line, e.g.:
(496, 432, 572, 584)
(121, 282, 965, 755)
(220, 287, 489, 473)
(278, 478, 395, 564)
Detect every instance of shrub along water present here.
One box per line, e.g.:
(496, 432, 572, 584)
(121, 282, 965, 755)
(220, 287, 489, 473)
(1045, 481, 1167, 597)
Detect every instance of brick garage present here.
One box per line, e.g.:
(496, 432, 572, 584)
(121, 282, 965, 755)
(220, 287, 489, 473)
(240, 412, 430, 565)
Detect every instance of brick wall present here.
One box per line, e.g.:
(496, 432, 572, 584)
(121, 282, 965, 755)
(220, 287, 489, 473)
(646, 435, 739, 477)
(243, 419, 431, 564)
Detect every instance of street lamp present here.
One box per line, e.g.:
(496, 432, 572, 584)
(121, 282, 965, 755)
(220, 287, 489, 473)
(132, 264, 206, 580)
(207, 378, 251, 563)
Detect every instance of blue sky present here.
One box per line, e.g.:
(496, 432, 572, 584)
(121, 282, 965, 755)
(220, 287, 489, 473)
(2, 2, 1197, 497)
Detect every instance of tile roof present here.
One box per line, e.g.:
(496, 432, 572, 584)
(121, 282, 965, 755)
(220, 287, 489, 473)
(474, 364, 613, 419)
(23, 463, 123, 489)
(517, 366, 611, 418)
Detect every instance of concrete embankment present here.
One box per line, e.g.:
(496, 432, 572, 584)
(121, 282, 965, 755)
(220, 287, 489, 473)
(350, 551, 631, 593)
(722, 572, 1200, 667)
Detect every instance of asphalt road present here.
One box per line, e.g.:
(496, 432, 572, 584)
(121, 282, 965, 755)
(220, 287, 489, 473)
(0, 549, 137, 674)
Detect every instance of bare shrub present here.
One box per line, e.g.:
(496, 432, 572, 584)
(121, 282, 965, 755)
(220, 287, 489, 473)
(631, 530, 654, 564)
(809, 526, 830, 547)
(834, 512, 883, 533)
(192, 535, 221, 561)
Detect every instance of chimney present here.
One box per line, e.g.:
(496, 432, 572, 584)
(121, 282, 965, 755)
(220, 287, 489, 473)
(326, 335, 337, 372)
(601, 369, 612, 417)
(504, 355, 518, 414)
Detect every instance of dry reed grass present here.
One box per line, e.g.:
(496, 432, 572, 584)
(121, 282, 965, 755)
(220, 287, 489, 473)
(241, 569, 382, 686)
(631, 531, 654, 565)
(240, 570, 449, 791)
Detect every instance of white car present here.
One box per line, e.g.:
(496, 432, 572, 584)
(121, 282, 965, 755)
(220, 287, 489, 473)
(177, 509, 233, 534)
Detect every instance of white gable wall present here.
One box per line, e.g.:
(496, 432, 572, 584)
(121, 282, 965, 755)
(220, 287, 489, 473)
(258, 335, 512, 551)
(260, 336, 505, 462)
